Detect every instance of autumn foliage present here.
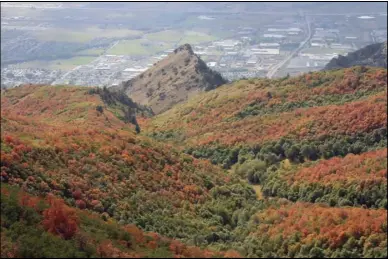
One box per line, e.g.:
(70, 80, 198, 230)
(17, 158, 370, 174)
(144, 66, 387, 148)
(42, 196, 79, 239)
(1, 66, 387, 258)
(2, 184, 237, 258)
(1, 84, 242, 258)
(288, 149, 387, 185)
(252, 202, 387, 254)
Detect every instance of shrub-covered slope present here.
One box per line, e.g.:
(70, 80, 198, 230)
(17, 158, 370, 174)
(1, 64, 387, 258)
(262, 149, 387, 208)
(143, 66, 387, 214)
(1, 184, 236, 258)
(143, 67, 387, 169)
(0, 84, 251, 256)
(246, 201, 387, 258)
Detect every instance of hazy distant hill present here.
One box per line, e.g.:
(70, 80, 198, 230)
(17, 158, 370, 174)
(113, 44, 226, 114)
(324, 42, 387, 70)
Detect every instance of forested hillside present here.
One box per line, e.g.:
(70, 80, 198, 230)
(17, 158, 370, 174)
(142, 66, 387, 257)
(0, 84, 244, 257)
(1, 65, 387, 258)
(143, 66, 386, 170)
(1, 184, 233, 258)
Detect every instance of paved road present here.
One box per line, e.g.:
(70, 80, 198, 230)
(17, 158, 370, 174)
(103, 40, 120, 55)
(266, 15, 312, 79)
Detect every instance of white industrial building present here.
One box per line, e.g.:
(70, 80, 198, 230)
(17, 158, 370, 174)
(246, 57, 258, 66)
(123, 67, 148, 72)
(213, 40, 241, 48)
(268, 28, 302, 33)
(259, 43, 280, 47)
(251, 48, 280, 55)
(263, 34, 285, 38)
(330, 43, 353, 49)
(357, 16, 375, 19)
(95, 66, 111, 70)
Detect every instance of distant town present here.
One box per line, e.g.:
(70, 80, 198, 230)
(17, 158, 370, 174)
(1, 2, 387, 88)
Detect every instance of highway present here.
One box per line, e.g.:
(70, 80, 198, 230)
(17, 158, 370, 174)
(266, 14, 312, 79)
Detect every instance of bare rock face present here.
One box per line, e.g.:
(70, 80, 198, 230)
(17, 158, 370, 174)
(113, 44, 226, 114)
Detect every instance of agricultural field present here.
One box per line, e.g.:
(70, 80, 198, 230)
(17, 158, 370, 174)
(31, 27, 143, 43)
(16, 56, 96, 71)
(106, 39, 172, 56)
(145, 30, 183, 42)
(178, 31, 218, 45)
(75, 47, 105, 56)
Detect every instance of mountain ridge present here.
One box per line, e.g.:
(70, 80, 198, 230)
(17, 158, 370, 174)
(324, 41, 387, 70)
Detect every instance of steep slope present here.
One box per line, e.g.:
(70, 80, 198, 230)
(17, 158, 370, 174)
(143, 66, 387, 184)
(139, 66, 387, 258)
(113, 44, 226, 114)
(247, 201, 387, 258)
(0, 84, 250, 256)
(2, 68, 387, 258)
(1, 184, 231, 258)
(144, 67, 386, 147)
(324, 42, 387, 70)
(262, 149, 387, 208)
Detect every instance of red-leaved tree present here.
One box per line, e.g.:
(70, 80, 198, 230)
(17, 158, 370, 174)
(42, 197, 79, 239)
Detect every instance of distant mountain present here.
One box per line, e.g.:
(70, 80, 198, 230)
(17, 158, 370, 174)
(113, 44, 226, 114)
(324, 42, 387, 70)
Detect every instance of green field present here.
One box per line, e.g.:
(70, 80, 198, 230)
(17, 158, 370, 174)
(145, 30, 218, 45)
(32, 27, 143, 43)
(17, 56, 95, 71)
(75, 47, 105, 56)
(178, 31, 218, 44)
(106, 39, 172, 56)
(179, 17, 235, 38)
(145, 30, 183, 42)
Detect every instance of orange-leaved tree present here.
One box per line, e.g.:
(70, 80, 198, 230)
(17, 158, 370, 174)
(42, 196, 79, 239)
